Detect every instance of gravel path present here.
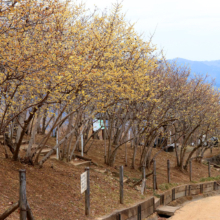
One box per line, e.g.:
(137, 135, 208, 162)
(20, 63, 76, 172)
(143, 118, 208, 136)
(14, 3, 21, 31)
(170, 195, 220, 220)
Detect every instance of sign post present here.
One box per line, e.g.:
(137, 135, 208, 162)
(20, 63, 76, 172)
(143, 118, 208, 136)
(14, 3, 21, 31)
(80, 171, 87, 194)
(81, 168, 90, 216)
(85, 167, 90, 216)
(120, 166, 123, 204)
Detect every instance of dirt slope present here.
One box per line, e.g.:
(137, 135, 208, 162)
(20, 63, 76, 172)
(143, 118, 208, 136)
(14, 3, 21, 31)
(1, 137, 220, 220)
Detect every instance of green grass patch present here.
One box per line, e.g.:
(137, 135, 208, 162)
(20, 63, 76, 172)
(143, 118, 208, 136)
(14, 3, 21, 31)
(153, 191, 160, 198)
(158, 183, 178, 191)
(200, 176, 220, 182)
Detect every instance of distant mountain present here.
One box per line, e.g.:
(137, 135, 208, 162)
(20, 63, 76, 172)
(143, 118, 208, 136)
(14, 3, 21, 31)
(169, 58, 220, 87)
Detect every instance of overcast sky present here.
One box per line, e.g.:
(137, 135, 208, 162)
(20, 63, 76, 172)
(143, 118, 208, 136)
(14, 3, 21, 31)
(83, 0, 220, 61)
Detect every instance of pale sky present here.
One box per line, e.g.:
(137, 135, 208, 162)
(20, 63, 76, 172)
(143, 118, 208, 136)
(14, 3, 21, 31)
(83, 0, 220, 61)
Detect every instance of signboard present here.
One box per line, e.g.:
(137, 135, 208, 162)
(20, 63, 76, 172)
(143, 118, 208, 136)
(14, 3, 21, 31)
(81, 171, 87, 193)
(93, 120, 106, 131)
(93, 121, 101, 131)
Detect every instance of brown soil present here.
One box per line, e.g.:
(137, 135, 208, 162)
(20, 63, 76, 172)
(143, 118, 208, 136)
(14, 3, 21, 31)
(170, 195, 220, 220)
(1, 135, 220, 220)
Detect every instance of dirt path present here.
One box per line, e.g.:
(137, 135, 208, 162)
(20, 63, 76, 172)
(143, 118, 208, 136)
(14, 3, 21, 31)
(170, 195, 220, 220)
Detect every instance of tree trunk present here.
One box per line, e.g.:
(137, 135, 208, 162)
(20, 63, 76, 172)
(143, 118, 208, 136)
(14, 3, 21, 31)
(131, 145, 137, 169)
(16, 110, 27, 144)
(41, 107, 48, 135)
(25, 111, 42, 161)
(62, 111, 74, 160)
(13, 108, 38, 161)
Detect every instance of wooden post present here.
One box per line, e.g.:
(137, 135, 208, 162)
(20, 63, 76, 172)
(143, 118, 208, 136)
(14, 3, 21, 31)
(208, 161, 211, 177)
(19, 169, 27, 220)
(189, 160, 192, 182)
(27, 201, 34, 220)
(172, 188, 175, 201)
(120, 166, 124, 204)
(167, 160, 170, 183)
(137, 205, 141, 220)
(85, 167, 90, 216)
(153, 159, 156, 191)
(117, 213, 121, 220)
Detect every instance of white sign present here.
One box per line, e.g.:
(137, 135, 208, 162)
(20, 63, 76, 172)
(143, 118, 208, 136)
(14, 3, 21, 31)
(81, 171, 87, 193)
(93, 120, 106, 131)
(93, 121, 101, 131)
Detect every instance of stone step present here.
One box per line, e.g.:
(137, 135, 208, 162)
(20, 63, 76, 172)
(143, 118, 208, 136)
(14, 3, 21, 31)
(32, 148, 54, 156)
(50, 155, 58, 160)
(13, 140, 29, 145)
(156, 205, 180, 216)
(20, 144, 38, 151)
(154, 197, 160, 209)
(70, 160, 91, 167)
(38, 149, 54, 156)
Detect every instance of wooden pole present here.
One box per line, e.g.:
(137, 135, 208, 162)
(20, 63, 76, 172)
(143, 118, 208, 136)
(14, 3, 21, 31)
(189, 160, 192, 182)
(120, 166, 124, 204)
(85, 167, 90, 216)
(153, 159, 156, 191)
(167, 160, 170, 183)
(27, 201, 35, 220)
(19, 169, 27, 220)
(208, 161, 211, 177)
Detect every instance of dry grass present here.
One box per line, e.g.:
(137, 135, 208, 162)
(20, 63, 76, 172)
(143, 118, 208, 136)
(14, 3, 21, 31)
(1, 135, 220, 219)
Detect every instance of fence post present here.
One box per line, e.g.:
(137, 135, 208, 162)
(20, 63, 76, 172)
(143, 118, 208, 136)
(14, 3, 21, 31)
(167, 160, 170, 183)
(19, 169, 27, 220)
(137, 205, 141, 220)
(189, 160, 192, 182)
(208, 161, 211, 177)
(117, 213, 121, 220)
(120, 166, 123, 204)
(85, 167, 90, 216)
(153, 159, 156, 190)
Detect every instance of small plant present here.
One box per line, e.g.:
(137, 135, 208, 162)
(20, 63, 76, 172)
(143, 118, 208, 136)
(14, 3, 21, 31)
(200, 176, 220, 182)
(141, 195, 145, 199)
(153, 191, 160, 198)
(158, 183, 178, 191)
(191, 180, 197, 183)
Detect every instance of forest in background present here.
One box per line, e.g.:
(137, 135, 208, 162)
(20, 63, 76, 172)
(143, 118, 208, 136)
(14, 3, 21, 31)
(1, 0, 220, 172)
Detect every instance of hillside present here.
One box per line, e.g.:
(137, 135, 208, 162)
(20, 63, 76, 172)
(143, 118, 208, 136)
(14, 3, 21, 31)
(1, 136, 220, 219)
(169, 58, 220, 87)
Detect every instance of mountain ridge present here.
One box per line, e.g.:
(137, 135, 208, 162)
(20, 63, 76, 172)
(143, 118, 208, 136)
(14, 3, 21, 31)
(169, 58, 220, 87)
